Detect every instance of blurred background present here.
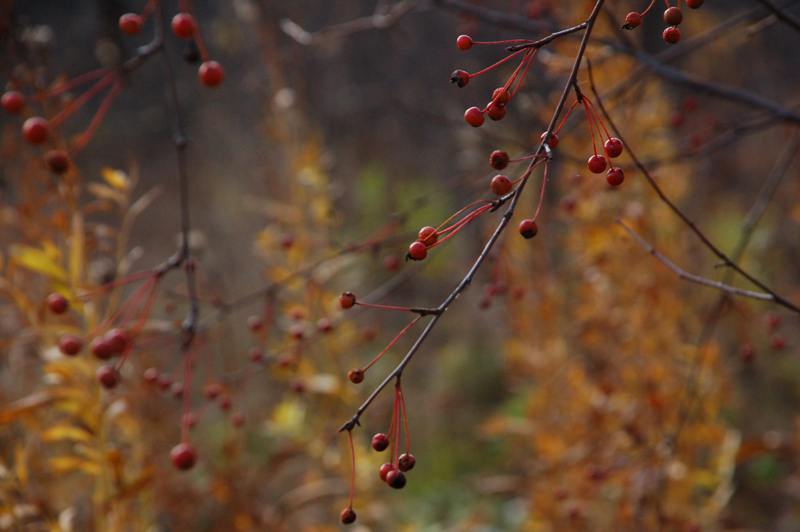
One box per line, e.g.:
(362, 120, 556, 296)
(3, 1, 800, 531)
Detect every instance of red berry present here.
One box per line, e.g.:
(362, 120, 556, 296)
(770, 335, 787, 351)
(248, 347, 263, 362)
(231, 412, 245, 427)
(398, 453, 416, 471)
(606, 167, 624, 187)
(340, 507, 357, 525)
(408, 241, 428, 261)
(97, 366, 119, 389)
(492, 87, 510, 105)
(519, 219, 538, 239)
(464, 107, 484, 127)
(625, 12, 642, 28)
(604, 138, 623, 158)
(45, 150, 70, 174)
(171, 13, 196, 39)
(587, 154, 607, 174)
(664, 7, 683, 26)
(340, 292, 356, 309)
(1, 91, 25, 114)
(418, 226, 438, 246)
(170, 381, 184, 398)
(199, 61, 224, 87)
(218, 394, 232, 410)
(386, 470, 407, 489)
(143, 367, 159, 383)
(490, 174, 512, 195)
(372, 433, 390, 452)
(450, 70, 470, 87)
(90, 337, 114, 360)
(383, 255, 399, 271)
(247, 314, 263, 331)
(317, 317, 333, 333)
(290, 378, 305, 394)
(686, 0, 703, 8)
(22, 117, 50, 145)
(663, 27, 681, 44)
(204, 383, 222, 399)
(683, 96, 699, 112)
(739, 344, 756, 363)
(169, 442, 197, 470)
(183, 412, 197, 428)
(456, 35, 473, 51)
(379, 462, 397, 481)
(46, 293, 68, 314)
(766, 312, 781, 330)
(490, 150, 509, 170)
(289, 323, 305, 340)
(486, 102, 506, 121)
(540, 132, 559, 149)
(106, 328, 131, 354)
(157, 374, 173, 390)
(119, 13, 143, 35)
(58, 334, 82, 356)
(348, 368, 364, 384)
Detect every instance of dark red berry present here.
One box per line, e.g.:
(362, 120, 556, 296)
(106, 328, 131, 353)
(372, 433, 390, 452)
(183, 412, 197, 428)
(317, 317, 333, 333)
(290, 378, 305, 394)
(379, 462, 397, 481)
(492, 87, 510, 105)
(398, 453, 416, 471)
(22, 117, 50, 145)
(384, 255, 399, 271)
(204, 383, 222, 399)
(408, 241, 428, 261)
(386, 470, 407, 489)
(340, 292, 356, 309)
(450, 70, 470, 88)
(218, 394, 232, 409)
(231, 412, 245, 427)
(119, 13, 143, 35)
(490, 174, 512, 195)
(604, 138, 623, 158)
(770, 335, 787, 351)
(686, 0, 703, 8)
(588, 154, 607, 174)
(456, 35, 473, 51)
(340, 507, 357, 525)
(90, 337, 114, 360)
(519, 219, 538, 239)
(289, 323, 305, 340)
(490, 150, 509, 170)
(606, 167, 624, 187)
(58, 334, 82, 356)
(280, 234, 294, 249)
(170, 381, 184, 398)
(45, 150, 70, 174)
(464, 107, 484, 127)
(664, 7, 683, 26)
(663, 27, 681, 44)
(171, 13, 196, 39)
(143, 367, 159, 383)
(1, 91, 25, 114)
(486, 102, 506, 121)
(418, 226, 438, 246)
(541, 132, 559, 149)
(97, 366, 119, 389)
(348, 368, 364, 384)
(625, 12, 642, 28)
(169, 442, 197, 470)
(248, 347, 263, 362)
(739, 344, 756, 363)
(199, 61, 224, 87)
(46, 293, 68, 314)
(765, 312, 781, 330)
(156, 374, 173, 390)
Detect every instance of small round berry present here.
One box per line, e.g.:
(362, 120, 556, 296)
(486, 102, 506, 121)
(386, 470, 407, 489)
(340, 507, 357, 525)
(604, 138, 623, 158)
(490, 150, 509, 170)
(204, 383, 222, 399)
(45, 150, 70, 174)
(663, 26, 681, 44)
(169, 442, 197, 470)
(143, 367, 159, 383)
(606, 167, 624, 186)
(280, 233, 294, 248)
(106, 328, 131, 354)
(340, 292, 356, 309)
(450, 70, 470, 88)
(490, 174, 512, 196)
(199, 61, 224, 87)
(686, 0, 703, 8)
(289, 323, 305, 340)
(46, 293, 68, 314)
(407, 241, 428, 261)
(218, 394, 232, 410)
(231, 412, 245, 427)
(519, 219, 538, 239)
(119, 13, 143, 35)
(457, 35, 473, 51)
(372, 433, 390, 452)
(317, 317, 333, 333)
(770, 334, 787, 351)
(90, 337, 114, 360)
(625, 12, 642, 28)
(398, 453, 416, 471)
(379, 462, 397, 481)
(22, 117, 50, 145)
(290, 378, 305, 394)
(248, 347, 264, 362)
(492, 87, 510, 105)
(247, 314, 263, 332)
(156, 374, 173, 391)
(464, 107, 485, 127)
(58, 334, 82, 356)
(766, 312, 781, 330)
(418, 226, 438, 246)
(541, 132, 559, 149)
(97, 366, 119, 389)
(664, 7, 683, 26)
(1, 91, 25, 114)
(170, 381, 184, 398)
(348, 368, 364, 384)
(739, 344, 756, 363)
(171, 13, 196, 39)
(587, 154, 607, 174)
(383, 255, 399, 271)
(183, 412, 198, 428)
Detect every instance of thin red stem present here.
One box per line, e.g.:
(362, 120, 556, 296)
(355, 301, 417, 312)
(434, 200, 493, 234)
(399, 387, 410, 455)
(532, 160, 550, 222)
(510, 49, 537, 100)
(468, 48, 528, 79)
(472, 39, 535, 45)
(49, 72, 116, 128)
(361, 316, 423, 372)
(347, 429, 355, 508)
(69, 78, 123, 155)
(642, 0, 657, 16)
(428, 205, 493, 248)
(554, 100, 581, 135)
(140, 0, 159, 22)
(583, 99, 599, 156)
(585, 97, 612, 140)
(28, 68, 113, 103)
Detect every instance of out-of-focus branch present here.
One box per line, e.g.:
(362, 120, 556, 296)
(754, 0, 800, 34)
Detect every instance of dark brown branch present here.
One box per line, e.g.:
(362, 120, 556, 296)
(754, 0, 800, 34)
(431, 0, 556, 34)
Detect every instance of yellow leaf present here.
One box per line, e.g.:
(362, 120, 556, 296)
(48, 456, 101, 476)
(101, 167, 130, 191)
(9, 245, 67, 281)
(42, 425, 93, 443)
(87, 183, 127, 204)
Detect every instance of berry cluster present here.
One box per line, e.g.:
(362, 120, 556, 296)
(624, 0, 705, 44)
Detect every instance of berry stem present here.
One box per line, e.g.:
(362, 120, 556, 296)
(467, 48, 528, 79)
(434, 200, 494, 234)
(471, 39, 535, 45)
(584, 97, 612, 140)
(140, 0, 159, 22)
(642, 0, 657, 16)
(399, 385, 410, 455)
(69, 78, 123, 155)
(361, 316, 423, 372)
(532, 160, 550, 223)
(28, 67, 114, 103)
(49, 72, 116, 129)
(582, 99, 599, 156)
(347, 429, 355, 509)
(509, 49, 537, 100)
